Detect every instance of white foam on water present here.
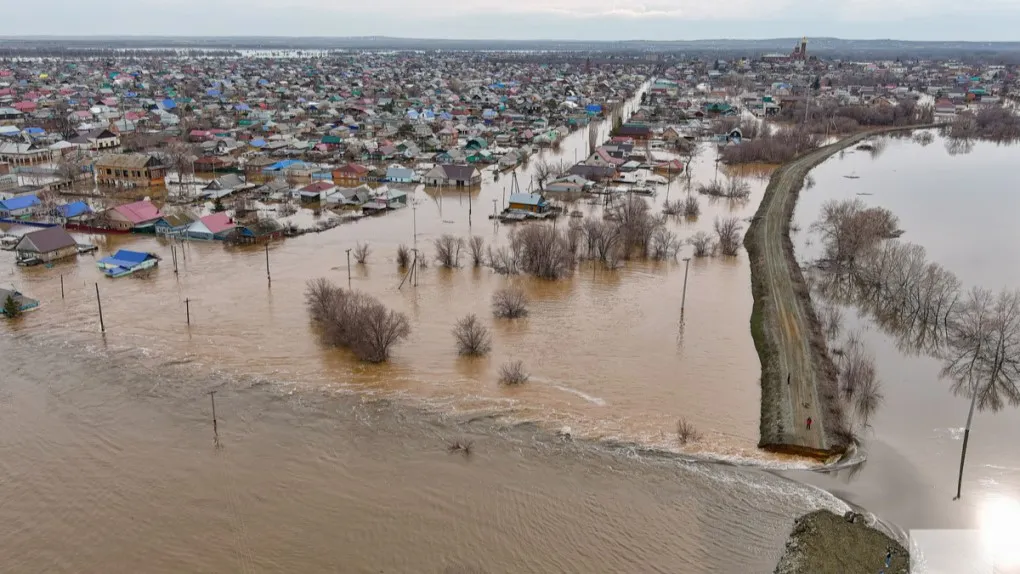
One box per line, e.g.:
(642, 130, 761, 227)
(550, 384, 607, 406)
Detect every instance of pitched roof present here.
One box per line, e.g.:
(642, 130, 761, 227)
(441, 164, 478, 181)
(113, 200, 162, 224)
(509, 193, 545, 206)
(198, 212, 236, 234)
(0, 194, 41, 211)
(17, 226, 77, 253)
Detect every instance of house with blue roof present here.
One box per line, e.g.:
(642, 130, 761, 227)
(0, 195, 41, 217)
(97, 250, 160, 278)
(55, 201, 93, 221)
(508, 193, 549, 213)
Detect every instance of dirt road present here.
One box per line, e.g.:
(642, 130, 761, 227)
(746, 131, 903, 457)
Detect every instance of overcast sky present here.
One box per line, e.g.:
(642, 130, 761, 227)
(3, 0, 1019, 41)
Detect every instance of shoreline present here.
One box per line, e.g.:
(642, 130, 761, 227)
(774, 510, 909, 574)
(744, 125, 932, 459)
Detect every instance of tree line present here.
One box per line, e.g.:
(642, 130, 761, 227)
(809, 197, 1020, 497)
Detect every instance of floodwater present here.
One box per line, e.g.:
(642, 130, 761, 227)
(788, 130, 1020, 569)
(0, 93, 855, 572)
(2, 111, 778, 465)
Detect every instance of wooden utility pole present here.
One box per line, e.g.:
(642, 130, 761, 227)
(209, 390, 219, 442)
(60, 274, 64, 299)
(265, 242, 271, 284)
(345, 248, 352, 289)
(95, 282, 105, 333)
(681, 257, 692, 314)
(185, 298, 191, 326)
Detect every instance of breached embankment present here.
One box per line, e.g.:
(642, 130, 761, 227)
(774, 510, 909, 574)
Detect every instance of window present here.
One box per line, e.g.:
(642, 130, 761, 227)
(106, 169, 112, 175)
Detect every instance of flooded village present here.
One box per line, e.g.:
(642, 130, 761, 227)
(2, 40, 1020, 573)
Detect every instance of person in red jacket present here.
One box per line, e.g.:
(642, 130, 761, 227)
(806, 417, 813, 430)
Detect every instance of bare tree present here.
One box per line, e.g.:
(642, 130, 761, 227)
(689, 231, 715, 258)
(587, 122, 600, 158)
(510, 225, 574, 279)
(533, 159, 556, 191)
(714, 216, 743, 256)
(676, 418, 703, 445)
(158, 140, 195, 187)
(579, 218, 622, 263)
(648, 228, 681, 260)
(453, 314, 492, 356)
(837, 332, 883, 427)
(488, 246, 520, 275)
(353, 242, 371, 264)
(614, 195, 660, 258)
(499, 360, 529, 385)
(434, 234, 465, 268)
(943, 288, 1020, 499)
(305, 279, 411, 363)
(492, 287, 529, 319)
(468, 236, 485, 267)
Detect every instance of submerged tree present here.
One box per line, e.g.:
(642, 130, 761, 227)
(453, 314, 491, 356)
(3, 294, 21, 318)
(943, 288, 1020, 500)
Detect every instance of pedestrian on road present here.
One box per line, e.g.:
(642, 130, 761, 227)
(806, 417, 813, 430)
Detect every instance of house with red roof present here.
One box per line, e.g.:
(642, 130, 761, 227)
(332, 163, 370, 185)
(185, 212, 236, 241)
(104, 200, 163, 231)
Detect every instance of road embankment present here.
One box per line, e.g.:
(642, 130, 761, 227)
(745, 126, 931, 458)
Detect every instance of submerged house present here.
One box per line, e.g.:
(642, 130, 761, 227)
(154, 212, 197, 237)
(104, 200, 163, 231)
(0, 288, 39, 315)
(385, 165, 416, 183)
(508, 192, 550, 213)
(97, 250, 160, 278)
(0, 194, 41, 218)
(14, 227, 78, 264)
(225, 219, 285, 244)
(185, 212, 236, 241)
(423, 164, 482, 187)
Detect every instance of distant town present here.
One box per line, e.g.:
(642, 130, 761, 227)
(0, 37, 1013, 264)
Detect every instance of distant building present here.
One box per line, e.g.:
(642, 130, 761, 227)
(94, 154, 167, 188)
(791, 37, 808, 61)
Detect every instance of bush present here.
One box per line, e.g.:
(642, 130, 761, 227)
(305, 278, 411, 363)
(396, 244, 410, 268)
(714, 216, 743, 256)
(492, 287, 529, 318)
(682, 195, 701, 218)
(676, 418, 703, 445)
(453, 314, 491, 356)
(353, 242, 371, 264)
(689, 231, 715, 258)
(499, 360, 529, 385)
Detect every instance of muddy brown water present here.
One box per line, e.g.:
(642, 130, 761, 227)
(0, 99, 856, 572)
(788, 130, 1020, 569)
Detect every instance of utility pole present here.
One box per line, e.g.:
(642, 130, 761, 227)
(411, 200, 418, 250)
(185, 298, 190, 326)
(60, 274, 64, 299)
(345, 248, 352, 289)
(95, 282, 105, 333)
(681, 257, 692, 314)
(265, 242, 271, 285)
(209, 390, 219, 444)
